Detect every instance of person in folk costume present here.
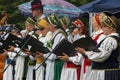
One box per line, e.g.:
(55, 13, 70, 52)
(76, 13, 120, 80)
(30, 0, 52, 79)
(31, 0, 52, 48)
(59, 16, 74, 43)
(2, 27, 21, 80)
(36, 18, 53, 48)
(21, 17, 37, 38)
(91, 14, 106, 43)
(24, 1, 47, 77)
(2, 27, 28, 80)
(30, 0, 46, 40)
(21, 17, 38, 80)
(36, 19, 53, 80)
(79, 13, 106, 80)
(34, 19, 52, 80)
(58, 19, 86, 80)
(71, 19, 86, 42)
(31, 0, 45, 21)
(37, 13, 66, 80)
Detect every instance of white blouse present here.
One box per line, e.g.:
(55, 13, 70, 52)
(85, 33, 119, 62)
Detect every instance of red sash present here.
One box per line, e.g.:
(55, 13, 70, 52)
(83, 32, 104, 73)
(66, 62, 81, 80)
(66, 62, 81, 69)
(83, 58, 91, 73)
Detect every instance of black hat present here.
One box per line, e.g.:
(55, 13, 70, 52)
(31, 0, 43, 11)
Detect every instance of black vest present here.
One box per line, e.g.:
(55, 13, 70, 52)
(92, 36, 120, 69)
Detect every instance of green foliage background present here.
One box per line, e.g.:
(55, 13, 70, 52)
(0, 0, 30, 28)
(0, 0, 92, 29)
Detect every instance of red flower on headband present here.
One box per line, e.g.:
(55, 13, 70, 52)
(73, 19, 84, 28)
(73, 19, 86, 35)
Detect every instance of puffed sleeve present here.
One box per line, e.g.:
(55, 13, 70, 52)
(7, 52, 17, 59)
(69, 52, 84, 65)
(85, 37, 118, 62)
(14, 47, 28, 57)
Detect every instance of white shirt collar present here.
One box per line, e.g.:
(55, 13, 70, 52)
(107, 33, 119, 37)
(92, 29, 103, 35)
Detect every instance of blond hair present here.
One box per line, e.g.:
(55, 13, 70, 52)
(99, 13, 119, 30)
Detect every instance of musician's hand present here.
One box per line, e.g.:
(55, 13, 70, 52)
(23, 49, 32, 55)
(35, 51, 43, 58)
(21, 32, 26, 38)
(58, 53, 69, 62)
(75, 47, 86, 55)
(8, 46, 15, 52)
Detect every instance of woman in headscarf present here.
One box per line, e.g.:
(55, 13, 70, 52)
(80, 13, 106, 80)
(35, 18, 52, 80)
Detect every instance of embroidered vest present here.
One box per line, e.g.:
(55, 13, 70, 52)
(92, 36, 120, 69)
